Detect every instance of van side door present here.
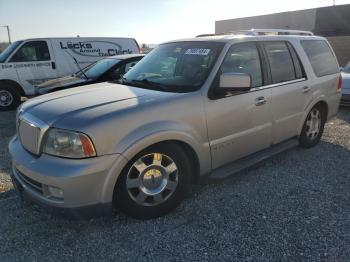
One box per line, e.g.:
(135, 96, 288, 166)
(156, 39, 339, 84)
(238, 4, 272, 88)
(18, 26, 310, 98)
(8, 40, 58, 95)
(205, 42, 273, 169)
(262, 41, 311, 144)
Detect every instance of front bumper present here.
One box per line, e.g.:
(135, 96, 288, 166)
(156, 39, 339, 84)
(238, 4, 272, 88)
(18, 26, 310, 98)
(9, 136, 125, 215)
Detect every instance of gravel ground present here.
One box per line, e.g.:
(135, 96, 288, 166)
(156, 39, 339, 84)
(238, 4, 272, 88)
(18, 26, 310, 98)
(0, 108, 350, 261)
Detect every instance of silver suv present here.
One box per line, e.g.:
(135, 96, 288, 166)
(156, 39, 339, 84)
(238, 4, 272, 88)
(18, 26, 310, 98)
(9, 31, 342, 219)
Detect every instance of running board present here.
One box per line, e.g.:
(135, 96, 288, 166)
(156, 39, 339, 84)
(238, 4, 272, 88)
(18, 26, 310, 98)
(209, 138, 299, 180)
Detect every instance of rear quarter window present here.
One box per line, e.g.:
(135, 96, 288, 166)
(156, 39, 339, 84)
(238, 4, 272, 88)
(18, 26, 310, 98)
(301, 40, 339, 77)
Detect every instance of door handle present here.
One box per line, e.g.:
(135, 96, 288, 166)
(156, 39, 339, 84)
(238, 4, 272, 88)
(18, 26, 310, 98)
(51, 61, 56, 69)
(302, 86, 311, 93)
(255, 96, 266, 106)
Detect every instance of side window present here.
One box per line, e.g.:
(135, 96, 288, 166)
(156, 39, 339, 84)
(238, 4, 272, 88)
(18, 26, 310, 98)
(125, 61, 137, 73)
(220, 42, 262, 87)
(301, 40, 339, 77)
(10, 41, 50, 62)
(287, 42, 305, 79)
(264, 42, 296, 84)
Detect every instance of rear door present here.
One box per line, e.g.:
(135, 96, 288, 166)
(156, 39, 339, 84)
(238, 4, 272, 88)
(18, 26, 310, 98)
(9, 40, 58, 95)
(205, 42, 273, 168)
(262, 41, 311, 144)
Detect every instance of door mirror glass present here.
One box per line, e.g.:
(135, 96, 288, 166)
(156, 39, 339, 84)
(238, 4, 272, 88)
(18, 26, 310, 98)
(219, 72, 251, 91)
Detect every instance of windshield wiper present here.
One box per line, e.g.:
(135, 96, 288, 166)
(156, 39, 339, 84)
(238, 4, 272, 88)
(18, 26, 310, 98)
(122, 78, 170, 91)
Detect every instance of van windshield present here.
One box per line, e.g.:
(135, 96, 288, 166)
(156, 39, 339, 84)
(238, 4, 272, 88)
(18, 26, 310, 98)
(122, 41, 224, 92)
(76, 58, 120, 79)
(0, 41, 23, 63)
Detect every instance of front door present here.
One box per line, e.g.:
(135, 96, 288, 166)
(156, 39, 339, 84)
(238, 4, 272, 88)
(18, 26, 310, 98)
(9, 40, 58, 95)
(205, 42, 273, 169)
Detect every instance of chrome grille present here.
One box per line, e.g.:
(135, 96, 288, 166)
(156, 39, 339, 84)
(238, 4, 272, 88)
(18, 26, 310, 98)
(18, 118, 41, 154)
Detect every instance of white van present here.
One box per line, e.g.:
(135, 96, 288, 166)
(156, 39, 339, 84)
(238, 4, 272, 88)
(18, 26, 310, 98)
(0, 37, 140, 110)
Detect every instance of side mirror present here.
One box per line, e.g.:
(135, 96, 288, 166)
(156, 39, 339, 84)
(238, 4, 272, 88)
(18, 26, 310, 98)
(219, 73, 251, 91)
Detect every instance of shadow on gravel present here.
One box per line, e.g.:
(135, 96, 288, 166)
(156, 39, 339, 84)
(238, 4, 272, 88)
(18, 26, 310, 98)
(337, 106, 350, 122)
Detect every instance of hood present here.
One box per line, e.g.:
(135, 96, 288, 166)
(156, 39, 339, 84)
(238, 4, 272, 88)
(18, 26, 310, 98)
(22, 82, 176, 125)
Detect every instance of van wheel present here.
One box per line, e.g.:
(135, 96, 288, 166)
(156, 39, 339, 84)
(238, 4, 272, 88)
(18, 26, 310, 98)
(114, 143, 191, 219)
(299, 105, 326, 148)
(0, 86, 21, 111)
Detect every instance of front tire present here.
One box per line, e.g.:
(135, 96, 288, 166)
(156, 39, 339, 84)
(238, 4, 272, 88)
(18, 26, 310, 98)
(0, 86, 21, 111)
(114, 143, 191, 219)
(299, 105, 326, 148)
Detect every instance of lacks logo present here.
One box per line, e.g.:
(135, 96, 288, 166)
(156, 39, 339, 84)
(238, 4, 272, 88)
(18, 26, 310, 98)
(60, 42, 93, 50)
(59, 41, 132, 57)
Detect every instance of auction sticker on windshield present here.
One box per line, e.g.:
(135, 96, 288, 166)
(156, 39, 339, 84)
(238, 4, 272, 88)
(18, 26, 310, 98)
(185, 48, 211, 55)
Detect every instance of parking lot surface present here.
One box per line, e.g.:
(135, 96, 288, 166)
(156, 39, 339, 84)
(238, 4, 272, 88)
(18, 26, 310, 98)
(0, 109, 350, 261)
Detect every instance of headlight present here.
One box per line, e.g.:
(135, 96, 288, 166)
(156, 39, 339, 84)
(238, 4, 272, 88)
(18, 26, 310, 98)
(43, 128, 96, 158)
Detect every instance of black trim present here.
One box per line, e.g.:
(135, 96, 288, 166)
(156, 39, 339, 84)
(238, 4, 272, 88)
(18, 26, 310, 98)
(286, 42, 307, 80)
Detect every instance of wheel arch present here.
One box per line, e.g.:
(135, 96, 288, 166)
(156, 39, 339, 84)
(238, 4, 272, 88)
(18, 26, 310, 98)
(101, 134, 211, 204)
(0, 79, 25, 96)
(298, 98, 329, 135)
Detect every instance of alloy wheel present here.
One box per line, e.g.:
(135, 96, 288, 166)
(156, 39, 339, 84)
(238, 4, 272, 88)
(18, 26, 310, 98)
(126, 153, 179, 206)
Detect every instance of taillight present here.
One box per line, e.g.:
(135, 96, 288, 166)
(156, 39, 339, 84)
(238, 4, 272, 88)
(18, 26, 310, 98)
(337, 74, 342, 93)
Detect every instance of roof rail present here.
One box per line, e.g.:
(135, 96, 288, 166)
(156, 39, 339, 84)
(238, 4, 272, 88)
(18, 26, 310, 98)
(230, 29, 314, 36)
(196, 29, 314, 38)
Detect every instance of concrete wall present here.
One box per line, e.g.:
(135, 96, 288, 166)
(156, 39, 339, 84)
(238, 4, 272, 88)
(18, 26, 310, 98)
(327, 36, 350, 66)
(216, 9, 316, 34)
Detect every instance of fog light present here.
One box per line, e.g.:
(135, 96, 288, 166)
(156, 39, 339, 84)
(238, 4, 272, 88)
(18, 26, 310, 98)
(47, 186, 64, 199)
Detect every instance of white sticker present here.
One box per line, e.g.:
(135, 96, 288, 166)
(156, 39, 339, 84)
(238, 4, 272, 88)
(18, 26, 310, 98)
(185, 48, 211, 55)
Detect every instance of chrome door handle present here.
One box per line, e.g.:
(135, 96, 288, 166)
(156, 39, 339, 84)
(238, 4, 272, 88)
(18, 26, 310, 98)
(302, 86, 311, 93)
(255, 96, 266, 106)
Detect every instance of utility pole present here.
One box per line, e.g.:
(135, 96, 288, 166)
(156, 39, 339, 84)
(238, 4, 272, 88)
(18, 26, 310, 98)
(1, 25, 11, 44)
(333, 0, 336, 6)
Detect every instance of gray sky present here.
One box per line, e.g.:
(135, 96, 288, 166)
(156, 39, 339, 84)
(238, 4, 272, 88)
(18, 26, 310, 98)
(0, 0, 349, 44)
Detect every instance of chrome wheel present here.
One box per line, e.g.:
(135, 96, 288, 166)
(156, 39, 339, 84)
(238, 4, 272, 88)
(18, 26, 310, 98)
(126, 153, 179, 206)
(0, 90, 13, 107)
(305, 108, 321, 140)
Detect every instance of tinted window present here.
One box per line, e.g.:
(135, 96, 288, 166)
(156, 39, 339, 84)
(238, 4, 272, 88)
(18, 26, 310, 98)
(77, 58, 120, 79)
(301, 40, 339, 77)
(220, 42, 262, 87)
(264, 42, 296, 84)
(10, 41, 50, 62)
(125, 60, 138, 73)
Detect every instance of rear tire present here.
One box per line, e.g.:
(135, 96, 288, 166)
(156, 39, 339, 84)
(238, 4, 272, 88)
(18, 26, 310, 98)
(0, 86, 21, 111)
(114, 143, 191, 219)
(299, 104, 326, 148)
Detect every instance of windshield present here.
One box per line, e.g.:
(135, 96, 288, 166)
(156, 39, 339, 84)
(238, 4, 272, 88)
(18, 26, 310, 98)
(76, 58, 120, 79)
(0, 41, 23, 63)
(122, 41, 224, 92)
(343, 62, 350, 74)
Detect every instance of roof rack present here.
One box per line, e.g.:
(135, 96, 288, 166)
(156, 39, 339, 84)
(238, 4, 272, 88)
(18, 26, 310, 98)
(231, 29, 314, 36)
(196, 29, 314, 37)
